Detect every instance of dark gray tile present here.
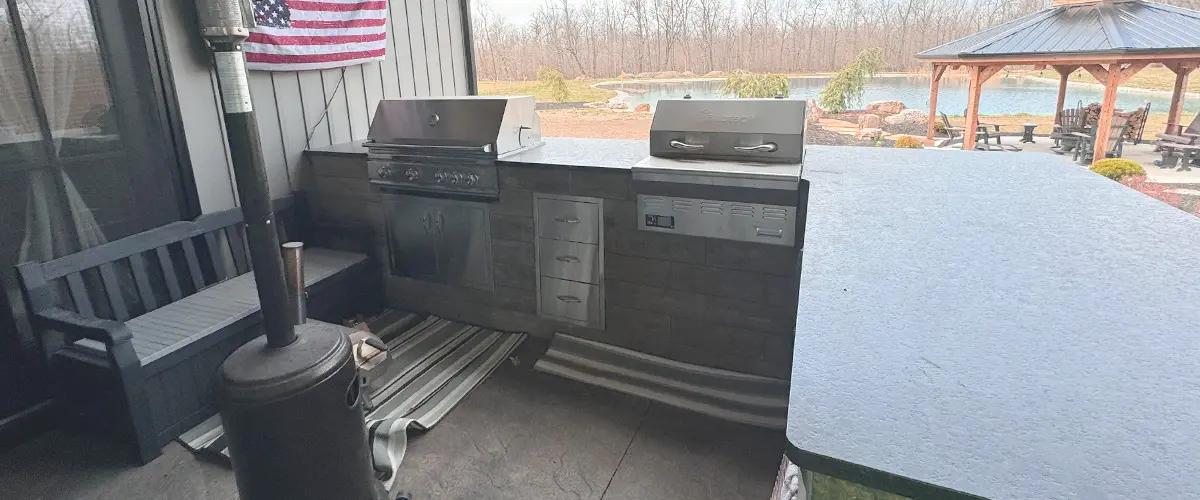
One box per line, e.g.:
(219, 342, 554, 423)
(490, 214, 534, 242)
(669, 263, 766, 301)
(671, 316, 768, 362)
(704, 295, 797, 336)
(401, 366, 648, 500)
(607, 226, 706, 264)
(308, 191, 371, 226)
(607, 280, 706, 318)
(493, 286, 537, 313)
(603, 404, 783, 500)
(498, 164, 570, 193)
(308, 155, 368, 179)
(606, 253, 672, 286)
(493, 188, 534, 217)
(603, 199, 637, 230)
(493, 262, 536, 291)
(705, 239, 800, 277)
(763, 274, 801, 309)
(569, 168, 633, 200)
(605, 305, 671, 350)
(492, 238, 535, 266)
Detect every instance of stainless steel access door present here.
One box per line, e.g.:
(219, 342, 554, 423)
(382, 193, 494, 290)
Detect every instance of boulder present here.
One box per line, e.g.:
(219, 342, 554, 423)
(866, 100, 906, 115)
(857, 114, 884, 129)
(884, 109, 928, 126)
(806, 101, 824, 125)
(635, 72, 655, 78)
(857, 127, 883, 140)
(655, 71, 682, 79)
(704, 70, 726, 77)
(634, 103, 651, 112)
(681, 71, 697, 77)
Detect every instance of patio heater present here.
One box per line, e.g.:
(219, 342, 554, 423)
(193, 1, 386, 499)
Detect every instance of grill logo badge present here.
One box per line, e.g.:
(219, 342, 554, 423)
(700, 109, 750, 123)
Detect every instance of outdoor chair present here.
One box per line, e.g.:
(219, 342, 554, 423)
(1072, 115, 1131, 165)
(1130, 101, 1151, 145)
(938, 112, 965, 147)
(1156, 110, 1200, 147)
(1050, 102, 1087, 154)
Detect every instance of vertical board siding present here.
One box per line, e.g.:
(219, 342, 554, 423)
(164, 0, 471, 213)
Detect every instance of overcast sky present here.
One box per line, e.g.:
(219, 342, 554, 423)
(479, 0, 597, 25)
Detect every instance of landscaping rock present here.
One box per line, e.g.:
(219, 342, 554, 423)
(681, 71, 696, 77)
(807, 101, 824, 125)
(857, 127, 883, 140)
(704, 70, 726, 77)
(635, 72, 655, 78)
(635, 103, 652, 112)
(857, 114, 884, 129)
(655, 71, 682, 79)
(884, 109, 928, 126)
(866, 100, 906, 115)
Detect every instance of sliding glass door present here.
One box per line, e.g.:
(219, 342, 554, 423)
(0, 0, 189, 421)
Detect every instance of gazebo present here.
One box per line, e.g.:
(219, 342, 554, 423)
(917, 0, 1200, 161)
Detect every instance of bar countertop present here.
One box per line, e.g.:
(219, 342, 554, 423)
(790, 147, 1200, 499)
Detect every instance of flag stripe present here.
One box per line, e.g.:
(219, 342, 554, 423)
(245, 40, 387, 55)
(246, 48, 387, 64)
(288, 0, 387, 11)
(289, 18, 388, 28)
(247, 31, 387, 45)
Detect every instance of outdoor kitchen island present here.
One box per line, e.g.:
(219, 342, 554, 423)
(305, 136, 804, 380)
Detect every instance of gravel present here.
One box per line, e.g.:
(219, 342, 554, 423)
(806, 124, 895, 147)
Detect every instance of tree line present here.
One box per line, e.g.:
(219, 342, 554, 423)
(471, 0, 1200, 80)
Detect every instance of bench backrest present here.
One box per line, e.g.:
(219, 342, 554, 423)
(16, 198, 296, 323)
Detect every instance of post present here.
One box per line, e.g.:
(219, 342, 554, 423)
(196, 2, 296, 348)
(1053, 65, 1074, 124)
(927, 64, 946, 141)
(963, 66, 982, 150)
(1167, 64, 1193, 134)
(282, 242, 306, 325)
(1092, 64, 1121, 162)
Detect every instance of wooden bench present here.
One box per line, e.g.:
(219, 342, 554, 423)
(15, 201, 371, 464)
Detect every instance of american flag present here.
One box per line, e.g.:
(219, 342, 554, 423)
(245, 0, 389, 71)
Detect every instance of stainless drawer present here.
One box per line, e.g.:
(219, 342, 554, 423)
(538, 239, 600, 284)
(539, 277, 602, 326)
(536, 198, 600, 244)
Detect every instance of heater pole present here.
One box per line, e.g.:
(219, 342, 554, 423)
(196, 2, 296, 348)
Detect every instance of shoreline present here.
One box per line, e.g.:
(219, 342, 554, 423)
(1009, 74, 1200, 99)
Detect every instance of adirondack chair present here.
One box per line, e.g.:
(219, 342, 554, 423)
(1051, 102, 1087, 153)
(1130, 101, 1151, 145)
(938, 112, 965, 146)
(1156, 110, 1200, 146)
(1072, 115, 1131, 165)
(939, 112, 1006, 148)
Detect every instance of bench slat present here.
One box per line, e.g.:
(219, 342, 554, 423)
(225, 225, 249, 275)
(204, 232, 233, 282)
(180, 238, 206, 292)
(155, 247, 183, 302)
(98, 262, 130, 322)
(65, 272, 94, 317)
(129, 253, 159, 312)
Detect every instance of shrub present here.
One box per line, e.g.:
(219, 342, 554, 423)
(721, 70, 790, 98)
(893, 136, 924, 149)
(934, 122, 947, 134)
(818, 47, 884, 113)
(536, 66, 570, 102)
(1090, 158, 1145, 180)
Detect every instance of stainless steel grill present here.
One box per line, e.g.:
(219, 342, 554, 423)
(632, 98, 807, 247)
(366, 96, 542, 200)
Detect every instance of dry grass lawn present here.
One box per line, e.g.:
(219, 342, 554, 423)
(1010, 66, 1200, 94)
(537, 109, 653, 139)
(478, 80, 617, 103)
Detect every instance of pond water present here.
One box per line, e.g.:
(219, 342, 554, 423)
(601, 75, 1198, 115)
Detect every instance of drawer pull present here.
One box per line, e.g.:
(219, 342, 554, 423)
(554, 217, 580, 224)
(756, 227, 784, 238)
(556, 295, 583, 303)
(555, 255, 581, 263)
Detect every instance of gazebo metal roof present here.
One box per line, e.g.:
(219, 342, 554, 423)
(917, 0, 1200, 60)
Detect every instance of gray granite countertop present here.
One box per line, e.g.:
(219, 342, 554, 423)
(789, 146, 1200, 499)
(499, 137, 647, 169)
(305, 141, 368, 157)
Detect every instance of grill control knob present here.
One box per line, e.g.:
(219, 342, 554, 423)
(450, 172, 464, 184)
(404, 168, 420, 181)
(465, 174, 480, 186)
(433, 170, 447, 183)
(377, 165, 393, 179)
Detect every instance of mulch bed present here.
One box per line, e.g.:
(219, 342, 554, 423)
(806, 124, 894, 147)
(882, 122, 927, 137)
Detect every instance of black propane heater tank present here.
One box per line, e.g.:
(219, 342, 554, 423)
(192, 1, 386, 498)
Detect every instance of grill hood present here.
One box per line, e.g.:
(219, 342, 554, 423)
(649, 98, 806, 164)
(366, 96, 542, 156)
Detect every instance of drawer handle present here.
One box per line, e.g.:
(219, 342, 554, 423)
(756, 227, 784, 238)
(554, 216, 580, 224)
(555, 255, 581, 263)
(556, 295, 583, 303)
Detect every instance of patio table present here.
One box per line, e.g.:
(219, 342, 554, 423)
(787, 146, 1200, 499)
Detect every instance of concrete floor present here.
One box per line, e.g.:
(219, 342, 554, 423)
(937, 136, 1200, 186)
(0, 363, 783, 500)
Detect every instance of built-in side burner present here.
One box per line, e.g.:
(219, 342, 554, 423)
(631, 98, 807, 247)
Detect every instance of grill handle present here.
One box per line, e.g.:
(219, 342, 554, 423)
(669, 140, 704, 150)
(734, 143, 779, 153)
(557, 295, 583, 304)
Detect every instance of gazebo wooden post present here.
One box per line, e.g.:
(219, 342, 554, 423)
(1091, 62, 1147, 162)
(926, 64, 947, 141)
(1165, 62, 1196, 134)
(1052, 65, 1078, 123)
(962, 65, 1003, 151)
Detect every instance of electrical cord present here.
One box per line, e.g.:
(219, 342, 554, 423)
(305, 68, 347, 146)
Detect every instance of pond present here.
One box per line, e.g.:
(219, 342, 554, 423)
(600, 75, 1198, 115)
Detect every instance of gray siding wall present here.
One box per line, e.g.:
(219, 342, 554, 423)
(159, 0, 472, 214)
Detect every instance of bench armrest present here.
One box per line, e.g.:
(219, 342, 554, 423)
(1156, 133, 1196, 143)
(1069, 132, 1091, 139)
(35, 307, 132, 347)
